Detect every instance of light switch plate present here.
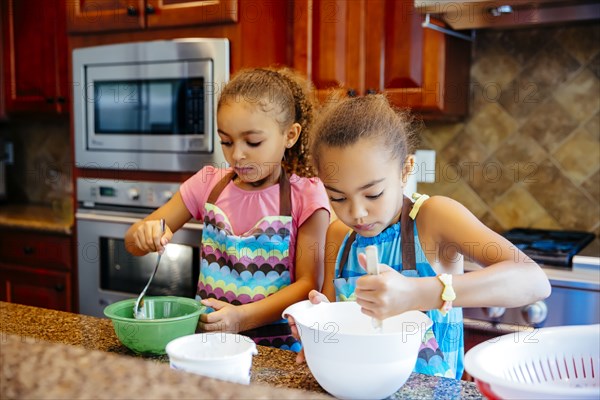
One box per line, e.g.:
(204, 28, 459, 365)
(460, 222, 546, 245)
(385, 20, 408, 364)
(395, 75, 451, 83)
(414, 149, 436, 183)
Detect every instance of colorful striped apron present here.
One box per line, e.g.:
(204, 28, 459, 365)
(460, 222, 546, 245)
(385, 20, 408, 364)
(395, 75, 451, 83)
(196, 169, 299, 351)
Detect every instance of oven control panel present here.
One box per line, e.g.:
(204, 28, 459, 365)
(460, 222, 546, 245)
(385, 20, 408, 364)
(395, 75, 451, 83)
(77, 178, 179, 209)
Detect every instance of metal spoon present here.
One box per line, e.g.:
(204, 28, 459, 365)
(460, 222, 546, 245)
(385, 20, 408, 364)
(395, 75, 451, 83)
(133, 219, 166, 319)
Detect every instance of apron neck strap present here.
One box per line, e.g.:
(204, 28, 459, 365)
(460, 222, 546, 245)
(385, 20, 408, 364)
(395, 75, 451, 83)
(337, 231, 357, 278)
(278, 168, 292, 216)
(336, 195, 416, 278)
(400, 196, 416, 271)
(206, 168, 292, 216)
(207, 170, 236, 205)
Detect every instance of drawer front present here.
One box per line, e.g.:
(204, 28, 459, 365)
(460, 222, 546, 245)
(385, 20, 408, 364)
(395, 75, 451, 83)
(0, 264, 72, 312)
(0, 231, 72, 270)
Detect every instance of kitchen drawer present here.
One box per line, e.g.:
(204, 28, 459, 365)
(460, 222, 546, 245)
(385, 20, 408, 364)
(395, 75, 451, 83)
(0, 264, 72, 312)
(0, 230, 72, 270)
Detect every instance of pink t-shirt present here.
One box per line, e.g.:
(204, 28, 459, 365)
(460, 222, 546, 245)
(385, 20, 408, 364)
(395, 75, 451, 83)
(180, 166, 330, 271)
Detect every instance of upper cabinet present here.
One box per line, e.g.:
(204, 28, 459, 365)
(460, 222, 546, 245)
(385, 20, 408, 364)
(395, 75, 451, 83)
(292, 0, 471, 118)
(66, 0, 238, 33)
(1, 0, 69, 114)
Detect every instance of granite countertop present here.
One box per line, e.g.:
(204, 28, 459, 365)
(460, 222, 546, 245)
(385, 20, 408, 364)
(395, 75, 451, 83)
(0, 302, 482, 399)
(0, 204, 73, 234)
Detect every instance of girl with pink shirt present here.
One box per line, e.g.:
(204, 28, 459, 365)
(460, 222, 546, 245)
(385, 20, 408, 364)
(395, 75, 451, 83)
(125, 68, 330, 351)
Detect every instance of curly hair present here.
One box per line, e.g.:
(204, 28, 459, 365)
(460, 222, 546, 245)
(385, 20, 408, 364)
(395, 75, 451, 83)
(218, 68, 317, 177)
(309, 94, 420, 172)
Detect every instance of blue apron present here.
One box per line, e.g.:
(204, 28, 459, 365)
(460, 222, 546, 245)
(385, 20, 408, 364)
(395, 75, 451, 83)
(333, 194, 464, 379)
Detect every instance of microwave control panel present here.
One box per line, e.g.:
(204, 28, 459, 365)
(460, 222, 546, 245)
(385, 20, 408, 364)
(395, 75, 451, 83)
(182, 78, 205, 135)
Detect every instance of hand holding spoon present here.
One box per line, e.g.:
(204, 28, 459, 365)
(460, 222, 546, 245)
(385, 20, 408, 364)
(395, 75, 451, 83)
(365, 245, 382, 332)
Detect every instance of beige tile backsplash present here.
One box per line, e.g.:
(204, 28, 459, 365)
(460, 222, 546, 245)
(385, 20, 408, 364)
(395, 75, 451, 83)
(0, 115, 72, 206)
(419, 23, 600, 236)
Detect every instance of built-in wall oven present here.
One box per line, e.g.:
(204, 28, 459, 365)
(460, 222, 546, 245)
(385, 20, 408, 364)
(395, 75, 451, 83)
(76, 178, 202, 317)
(72, 39, 229, 173)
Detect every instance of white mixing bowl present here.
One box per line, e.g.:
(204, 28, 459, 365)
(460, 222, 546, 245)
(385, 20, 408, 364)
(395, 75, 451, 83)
(165, 333, 257, 384)
(283, 300, 432, 400)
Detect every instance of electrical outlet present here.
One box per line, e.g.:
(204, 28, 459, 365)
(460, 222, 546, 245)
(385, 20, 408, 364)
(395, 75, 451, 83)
(4, 141, 14, 165)
(414, 149, 436, 183)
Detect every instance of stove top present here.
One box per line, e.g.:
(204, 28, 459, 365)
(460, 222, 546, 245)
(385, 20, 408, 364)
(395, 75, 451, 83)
(503, 228, 595, 268)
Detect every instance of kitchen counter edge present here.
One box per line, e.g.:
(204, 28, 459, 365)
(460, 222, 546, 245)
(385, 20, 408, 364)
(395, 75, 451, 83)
(0, 301, 482, 400)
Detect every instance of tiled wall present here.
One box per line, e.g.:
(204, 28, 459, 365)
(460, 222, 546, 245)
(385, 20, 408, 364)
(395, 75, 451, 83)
(419, 23, 600, 236)
(0, 115, 71, 204)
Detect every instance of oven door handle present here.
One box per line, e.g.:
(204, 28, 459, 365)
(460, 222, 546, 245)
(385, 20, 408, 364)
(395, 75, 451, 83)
(75, 211, 203, 231)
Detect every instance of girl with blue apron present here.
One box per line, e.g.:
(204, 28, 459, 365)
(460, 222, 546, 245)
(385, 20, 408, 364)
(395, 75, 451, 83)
(196, 169, 300, 351)
(333, 194, 464, 379)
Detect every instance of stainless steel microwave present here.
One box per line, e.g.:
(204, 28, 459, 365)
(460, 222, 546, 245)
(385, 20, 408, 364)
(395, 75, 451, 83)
(72, 39, 229, 172)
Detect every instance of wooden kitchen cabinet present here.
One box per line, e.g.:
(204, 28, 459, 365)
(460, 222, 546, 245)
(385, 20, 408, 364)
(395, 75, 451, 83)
(293, 0, 471, 117)
(0, 229, 73, 312)
(0, 265, 71, 311)
(0, 0, 70, 114)
(66, 0, 238, 33)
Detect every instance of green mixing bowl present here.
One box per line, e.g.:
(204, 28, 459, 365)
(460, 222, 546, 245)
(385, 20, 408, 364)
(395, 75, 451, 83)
(104, 296, 204, 355)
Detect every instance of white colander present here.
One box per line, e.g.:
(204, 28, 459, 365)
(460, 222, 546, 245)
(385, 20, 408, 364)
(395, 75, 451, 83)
(465, 324, 600, 400)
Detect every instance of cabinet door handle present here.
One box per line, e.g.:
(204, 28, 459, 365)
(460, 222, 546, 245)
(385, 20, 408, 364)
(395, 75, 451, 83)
(54, 284, 65, 292)
(45, 97, 55, 104)
(145, 4, 155, 14)
(127, 6, 138, 16)
(347, 88, 357, 97)
(366, 88, 377, 95)
(56, 97, 66, 104)
(23, 246, 35, 255)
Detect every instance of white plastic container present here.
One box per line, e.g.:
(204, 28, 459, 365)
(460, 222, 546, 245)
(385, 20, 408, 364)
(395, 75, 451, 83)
(283, 300, 432, 400)
(165, 333, 257, 384)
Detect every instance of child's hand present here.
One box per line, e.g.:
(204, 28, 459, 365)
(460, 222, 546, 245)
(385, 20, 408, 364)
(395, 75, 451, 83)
(198, 298, 247, 333)
(287, 290, 329, 363)
(355, 253, 413, 319)
(131, 220, 172, 254)
(308, 289, 329, 305)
